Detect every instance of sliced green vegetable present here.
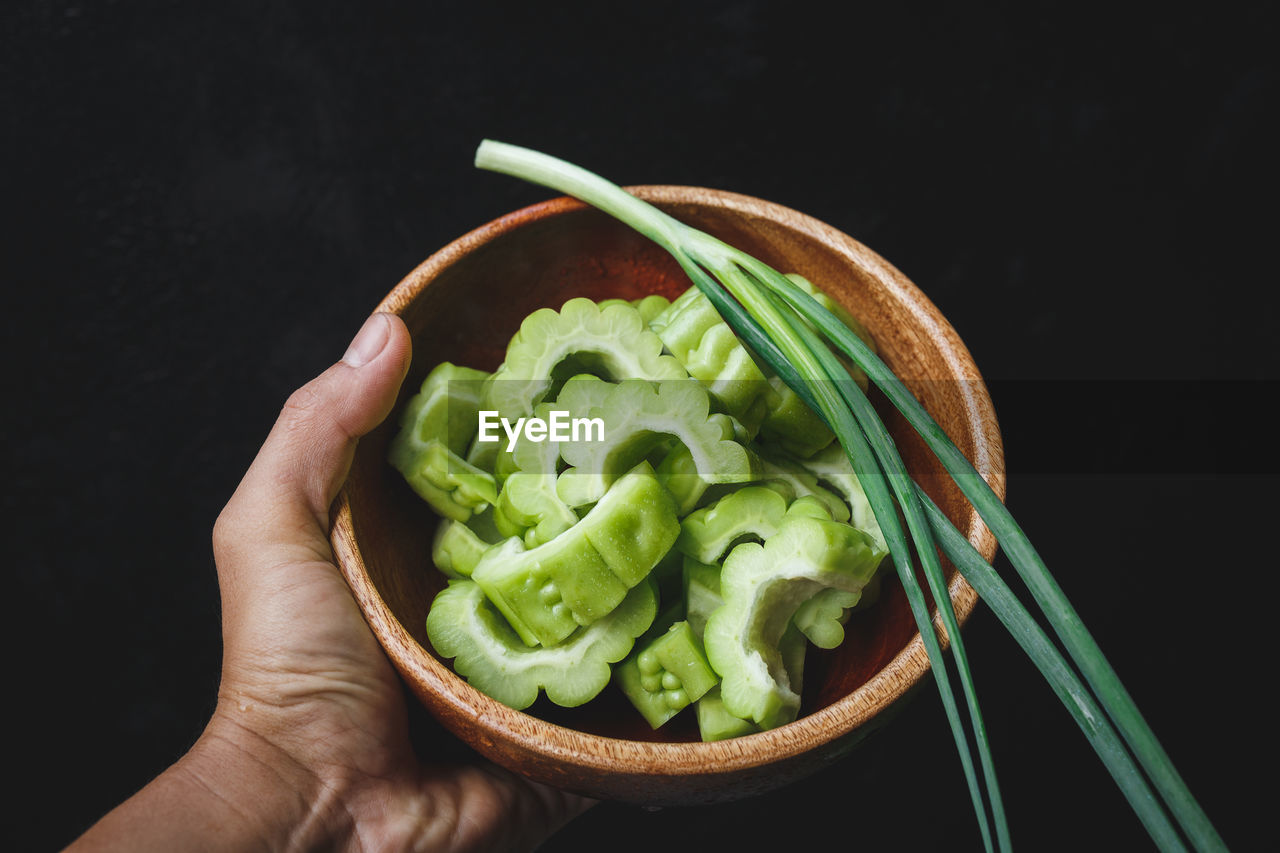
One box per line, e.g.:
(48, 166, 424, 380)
(695, 686, 759, 742)
(755, 450, 850, 523)
(431, 518, 493, 578)
(703, 514, 881, 728)
(783, 494, 838, 522)
(649, 286, 772, 435)
(490, 377, 614, 545)
(675, 485, 790, 564)
(778, 619, 808, 699)
(792, 588, 861, 649)
(684, 544, 815, 741)
(788, 442, 887, 552)
(426, 577, 657, 710)
(647, 276, 870, 457)
(396, 362, 491, 450)
(389, 363, 497, 520)
(653, 444, 710, 515)
(483, 297, 687, 420)
(489, 406, 574, 545)
(615, 620, 719, 729)
(681, 555, 723, 639)
(781, 445, 890, 648)
(632, 293, 672, 325)
(464, 432, 501, 477)
(695, 623, 807, 741)
(471, 461, 679, 646)
(471, 534, 621, 648)
(548, 370, 619, 432)
(757, 374, 835, 458)
(491, 470, 578, 547)
(397, 443, 498, 522)
(555, 377, 759, 507)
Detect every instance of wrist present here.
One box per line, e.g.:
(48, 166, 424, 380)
(65, 713, 353, 853)
(180, 711, 355, 851)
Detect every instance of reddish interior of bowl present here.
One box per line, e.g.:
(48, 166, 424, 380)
(340, 188, 1000, 747)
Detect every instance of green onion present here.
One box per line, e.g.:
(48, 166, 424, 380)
(474, 139, 1226, 852)
(697, 258, 1007, 851)
(763, 270, 1225, 853)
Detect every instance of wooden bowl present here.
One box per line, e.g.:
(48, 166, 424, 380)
(330, 186, 1005, 805)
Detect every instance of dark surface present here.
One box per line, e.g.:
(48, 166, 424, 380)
(4, 1, 1275, 850)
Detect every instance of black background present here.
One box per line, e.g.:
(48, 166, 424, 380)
(4, 1, 1276, 850)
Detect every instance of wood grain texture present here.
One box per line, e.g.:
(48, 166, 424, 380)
(330, 187, 1006, 805)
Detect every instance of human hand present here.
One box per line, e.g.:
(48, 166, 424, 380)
(70, 313, 592, 852)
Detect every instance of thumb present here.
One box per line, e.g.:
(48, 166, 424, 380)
(214, 312, 412, 579)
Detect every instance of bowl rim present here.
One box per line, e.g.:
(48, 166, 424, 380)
(331, 184, 1006, 778)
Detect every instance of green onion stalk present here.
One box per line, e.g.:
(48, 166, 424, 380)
(473, 139, 1226, 853)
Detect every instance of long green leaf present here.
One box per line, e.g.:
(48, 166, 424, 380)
(661, 244, 1004, 849)
(759, 273, 1225, 852)
(917, 489, 1188, 850)
(745, 278, 1010, 851)
(727, 267, 1013, 850)
(701, 275, 1190, 851)
(717, 302, 1189, 850)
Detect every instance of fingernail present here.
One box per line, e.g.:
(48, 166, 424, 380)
(342, 314, 390, 367)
